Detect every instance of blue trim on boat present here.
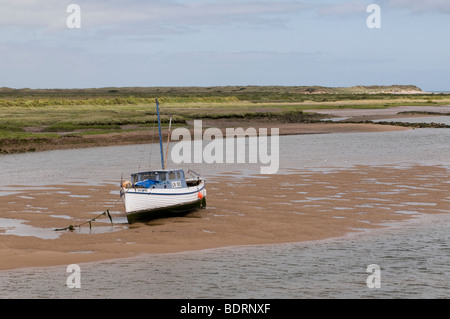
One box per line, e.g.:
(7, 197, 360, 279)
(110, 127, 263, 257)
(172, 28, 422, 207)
(125, 184, 205, 196)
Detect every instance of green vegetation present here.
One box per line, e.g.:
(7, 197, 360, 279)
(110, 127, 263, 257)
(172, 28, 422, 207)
(1, 85, 449, 153)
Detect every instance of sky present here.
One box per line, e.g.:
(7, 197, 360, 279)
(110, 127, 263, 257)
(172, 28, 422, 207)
(0, 0, 449, 91)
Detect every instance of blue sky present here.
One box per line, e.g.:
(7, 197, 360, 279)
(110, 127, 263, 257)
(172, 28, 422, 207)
(0, 0, 449, 91)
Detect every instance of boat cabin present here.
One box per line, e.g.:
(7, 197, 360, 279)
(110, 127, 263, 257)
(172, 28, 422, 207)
(132, 169, 187, 189)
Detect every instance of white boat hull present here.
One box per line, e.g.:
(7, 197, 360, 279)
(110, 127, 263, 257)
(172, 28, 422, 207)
(121, 180, 206, 223)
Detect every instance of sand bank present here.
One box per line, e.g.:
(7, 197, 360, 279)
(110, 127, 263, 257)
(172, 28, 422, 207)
(1, 164, 448, 270)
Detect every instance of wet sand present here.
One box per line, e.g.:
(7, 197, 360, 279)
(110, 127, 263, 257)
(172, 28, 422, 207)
(1, 164, 449, 270)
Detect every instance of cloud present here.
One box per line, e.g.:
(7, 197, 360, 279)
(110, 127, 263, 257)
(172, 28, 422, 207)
(0, 0, 320, 53)
(317, 0, 369, 18)
(387, 0, 450, 14)
(0, 0, 63, 29)
(312, 0, 450, 18)
(2, 0, 449, 34)
(0, 0, 312, 31)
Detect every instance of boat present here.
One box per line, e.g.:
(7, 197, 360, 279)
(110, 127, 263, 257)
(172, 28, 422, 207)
(120, 98, 206, 224)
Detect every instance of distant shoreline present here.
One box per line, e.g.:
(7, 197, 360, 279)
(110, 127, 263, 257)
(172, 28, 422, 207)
(0, 84, 426, 95)
(1, 86, 450, 154)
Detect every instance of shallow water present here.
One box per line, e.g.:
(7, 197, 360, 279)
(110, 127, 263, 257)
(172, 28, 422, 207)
(0, 218, 60, 240)
(1, 213, 449, 299)
(0, 128, 449, 187)
(280, 128, 450, 170)
(0, 126, 450, 298)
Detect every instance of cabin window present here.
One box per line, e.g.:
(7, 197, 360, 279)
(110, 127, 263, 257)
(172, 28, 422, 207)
(169, 171, 177, 180)
(140, 172, 157, 181)
(159, 172, 168, 181)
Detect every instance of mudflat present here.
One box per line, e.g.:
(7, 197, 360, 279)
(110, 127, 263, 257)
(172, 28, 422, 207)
(1, 164, 448, 270)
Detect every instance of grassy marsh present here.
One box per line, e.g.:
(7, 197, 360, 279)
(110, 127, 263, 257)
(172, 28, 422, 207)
(1, 85, 449, 153)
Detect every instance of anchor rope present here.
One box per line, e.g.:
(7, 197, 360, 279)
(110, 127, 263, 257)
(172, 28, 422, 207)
(54, 197, 121, 232)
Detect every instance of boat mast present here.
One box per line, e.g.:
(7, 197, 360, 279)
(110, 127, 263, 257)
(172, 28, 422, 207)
(164, 116, 172, 170)
(155, 97, 164, 170)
